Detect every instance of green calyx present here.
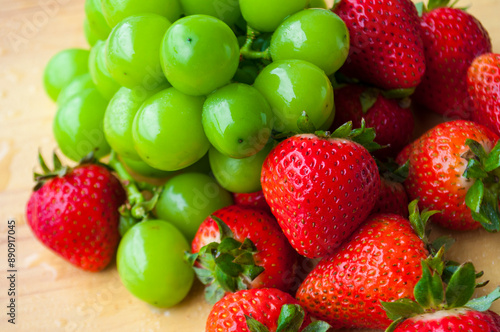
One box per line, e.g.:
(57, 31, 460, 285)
(417, 0, 468, 15)
(33, 150, 70, 190)
(407, 200, 453, 255)
(462, 139, 500, 232)
(382, 249, 500, 332)
(377, 159, 410, 183)
(246, 304, 331, 332)
(328, 119, 383, 152)
(185, 216, 265, 304)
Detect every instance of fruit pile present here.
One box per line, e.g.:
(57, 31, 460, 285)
(28, 0, 500, 330)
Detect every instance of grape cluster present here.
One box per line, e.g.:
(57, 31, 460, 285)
(44, 0, 350, 194)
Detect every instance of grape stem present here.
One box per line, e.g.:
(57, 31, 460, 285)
(240, 25, 272, 61)
(108, 150, 146, 219)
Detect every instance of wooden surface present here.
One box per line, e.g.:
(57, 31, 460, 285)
(0, 0, 499, 331)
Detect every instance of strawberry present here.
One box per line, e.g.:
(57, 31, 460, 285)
(261, 123, 381, 258)
(412, 0, 492, 119)
(372, 161, 410, 217)
(187, 205, 299, 304)
(206, 288, 330, 332)
(382, 250, 500, 332)
(397, 120, 500, 231)
(331, 84, 415, 157)
(333, 0, 425, 91)
(26, 153, 126, 272)
(296, 206, 431, 329)
(468, 53, 500, 137)
(233, 190, 272, 214)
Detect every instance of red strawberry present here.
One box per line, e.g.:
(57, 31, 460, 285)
(233, 190, 272, 214)
(26, 154, 126, 272)
(296, 211, 429, 329)
(189, 205, 299, 303)
(468, 53, 500, 137)
(206, 288, 330, 332)
(333, 0, 425, 90)
(397, 120, 500, 231)
(382, 250, 500, 332)
(261, 124, 381, 258)
(331, 85, 415, 157)
(413, 1, 492, 119)
(372, 161, 410, 217)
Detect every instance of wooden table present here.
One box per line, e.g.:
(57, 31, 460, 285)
(0, 0, 499, 331)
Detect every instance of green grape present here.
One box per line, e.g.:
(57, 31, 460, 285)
(202, 83, 273, 159)
(43, 49, 90, 101)
(271, 9, 349, 75)
(89, 40, 121, 100)
(121, 156, 174, 178)
(180, 0, 241, 26)
(83, 17, 99, 46)
(57, 73, 95, 106)
(117, 220, 194, 308)
(160, 15, 240, 96)
(53, 88, 110, 161)
(209, 141, 274, 193)
(85, 0, 111, 40)
(104, 84, 168, 161)
(132, 87, 210, 171)
(106, 14, 170, 89)
(308, 0, 328, 8)
(253, 59, 334, 133)
(155, 173, 233, 241)
(101, 0, 182, 28)
(239, 0, 308, 32)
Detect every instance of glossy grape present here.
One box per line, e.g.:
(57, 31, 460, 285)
(85, 0, 111, 41)
(202, 83, 273, 159)
(57, 73, 95, 106)
(308, 0, 328, 8)
(43, 49, 90, 101)
(155, 173, 233, 240)
(271, 9, 350, 75)
(53, 88, 110, 161)
(160, 15, 240, 96)
(101, 0, 182, 28)
(117, 220, 194, 308)
(253, 59, 334, 132)
(106, 14, 170, 89)
(120, 156, 173, 178)
(180, 0, 241, 26)
(209, 141, 274, 193)
(83, 17, 99, 46)
(89, 40, 121, 100)
(239, 0, 308, 32)
(104, 84, 168, 161)
(132, 87, 210, 171)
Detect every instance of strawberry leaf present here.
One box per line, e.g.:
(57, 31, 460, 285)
(465, 287, 500, 312)
(331, 121, 353, 138)
(464, 159, 488, 179)
(301, 321, 331, 332)
(380, 87, 415, 99)
(445, 262, 476, 309)
(430, 236, 455, 254)
(484, 141, 500, 172)
(465, 139, 488, 160)
(381, 298, 424, 321)
(427, 0, 452, 11)
(246, 315, 270, 332)
(415, 2, 426, 16)
(213, 215, 234, 239)
(276, 304, 305, 332)
(414, 260, 444, 308)
(359, 88, 379, 114)
(466, 180, 485, 213)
